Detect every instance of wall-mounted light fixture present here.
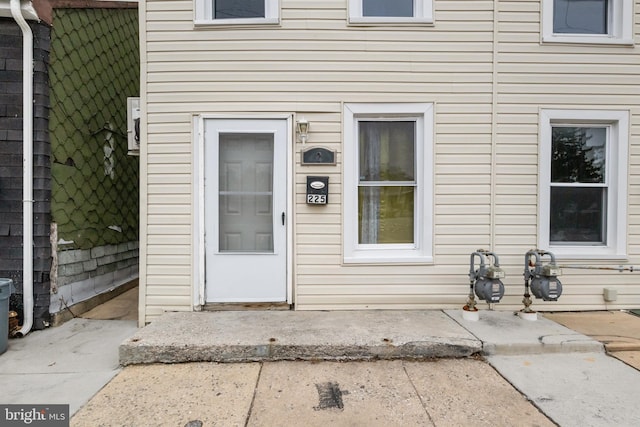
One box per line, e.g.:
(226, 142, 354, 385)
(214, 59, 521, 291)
(296, 117, 309, 144)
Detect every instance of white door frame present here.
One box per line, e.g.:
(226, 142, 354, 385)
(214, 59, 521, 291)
(193, 114, 294, 307)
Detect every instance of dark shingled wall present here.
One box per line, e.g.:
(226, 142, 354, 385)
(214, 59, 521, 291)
(0, 18, 52, 330)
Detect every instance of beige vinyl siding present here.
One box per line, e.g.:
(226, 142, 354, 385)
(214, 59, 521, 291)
(140, 0, 494, 323)
(140, 0, 640, 323)
(494, 0, 640, 310)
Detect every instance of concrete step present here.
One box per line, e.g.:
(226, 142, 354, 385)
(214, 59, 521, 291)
(119, 309, 603, 365)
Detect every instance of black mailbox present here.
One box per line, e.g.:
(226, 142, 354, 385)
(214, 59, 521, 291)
(306, 176, 329, 205)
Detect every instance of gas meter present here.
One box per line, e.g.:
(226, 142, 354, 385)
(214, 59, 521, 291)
(469, 250, 505, 304)
(524, 250, 562, 301)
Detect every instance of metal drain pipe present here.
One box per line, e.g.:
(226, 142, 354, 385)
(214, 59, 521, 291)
(557, 265, 636, 272)
(10, 0, 35, 336)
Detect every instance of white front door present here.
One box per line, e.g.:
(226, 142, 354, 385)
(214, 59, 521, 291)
(204, 119, 288, 302)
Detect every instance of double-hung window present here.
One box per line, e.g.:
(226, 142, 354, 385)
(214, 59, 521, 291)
(539, 109, 628, 258)
(541, 0, 633, 44)
(344, 103, 433, 263)
(348, 0, 433, 24)
(195, 0, 279, 26)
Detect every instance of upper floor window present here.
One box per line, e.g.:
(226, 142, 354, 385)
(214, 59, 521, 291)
(195, 0, 279, 26)
(542, 0, 633, 44)
(539, 109, 629, 259)
(348, 0, 433, 24)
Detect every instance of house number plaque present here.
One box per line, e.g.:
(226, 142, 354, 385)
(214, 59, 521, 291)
(301, 147, 336, 165)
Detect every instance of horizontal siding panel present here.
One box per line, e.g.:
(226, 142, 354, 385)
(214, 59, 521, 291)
(146, 295, 192, 305)
(436, 184, 490, 195)
(297, 223, 341, 235)
(295, 294, 465, 306)
(495, 214, 536, 225)
(148, 184, 191, 194)
(147, 164, 192, 175)
(146, 214, 191, 225)
(297, 284, 467, 295)
(148, 254, 191, 265)
(435, 235, 491, 245)
(147, 61, 495, 74)
(148, 40, 495, 54)
(436, 205, 491, 215)
(297, 245, 341, 255)
(436, 175, 491, 185)
(147, 92, 493, 104)
(148, 194, 191, 205)
(296, 234, 340, 245)
(148, 71, 494, 84)
(436, 214, 490, 225)
(147, 235, 192, 246)
(148, 153, 191, 164)
(146, 283, 191, 294)
(147, 82, 492, 94)
(147, 1, 191, 12)
(437, 224, 491, 235)
(147, 225, 191, 235)
(436, 165, 490, 175)
(146, 174, 191, 185)
(147, 51, 493, 63)
(147, 245, 191, 255)
(146, 264, 191, 275)
(296, 214, 341, 225)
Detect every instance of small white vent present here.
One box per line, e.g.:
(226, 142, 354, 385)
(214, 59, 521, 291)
(127, 97, 140, 155)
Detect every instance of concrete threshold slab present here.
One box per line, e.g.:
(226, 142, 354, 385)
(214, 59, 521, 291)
(445, 309, 604, 356)
(119, 310, 482, 365)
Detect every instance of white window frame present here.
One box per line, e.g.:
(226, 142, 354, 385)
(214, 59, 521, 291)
(194, 0, 280, 26)
(348, 0, 433, 25)
(539, 109, 628, 259)
(343, 103, 433, 264)
(541, 0, 634, 45)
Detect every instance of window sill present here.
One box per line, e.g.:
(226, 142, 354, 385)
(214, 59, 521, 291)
(542, 35, 634, 46)
(348, 17, 434, 26)
(194, 18, 280, 28)
(547, 248, 627, 262)
(344, 254, 433, 265)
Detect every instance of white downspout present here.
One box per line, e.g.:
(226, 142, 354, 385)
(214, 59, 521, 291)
(10, 0, 34, 336)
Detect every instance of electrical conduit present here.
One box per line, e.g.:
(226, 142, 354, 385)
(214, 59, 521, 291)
(10, 0, 34, 336)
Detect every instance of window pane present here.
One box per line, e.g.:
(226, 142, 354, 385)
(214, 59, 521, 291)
(363, 0, 414, 17)
(551, 126, 606, 183)
(359, 121, 415, 182)
(215, 0, 265, 19)
(553, 0, 608, 34)
(358, 186, 414, 244)
(550, 187, 606, 244)
(219, 133, 273, 252)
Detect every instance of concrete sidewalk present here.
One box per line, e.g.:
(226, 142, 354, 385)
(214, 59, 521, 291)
(112, 309, 640, 427)
(0, 318, 137, 415)
(3, 307, 640, 426)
